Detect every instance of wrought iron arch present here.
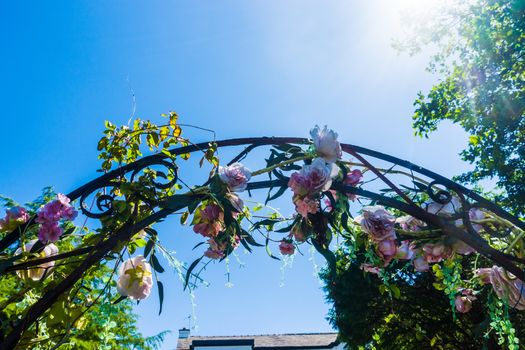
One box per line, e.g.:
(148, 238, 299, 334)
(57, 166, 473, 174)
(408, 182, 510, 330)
(1, 136, 524, 349)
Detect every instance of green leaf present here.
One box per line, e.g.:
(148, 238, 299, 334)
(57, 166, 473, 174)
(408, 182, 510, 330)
(184, 257, 203, 290)
(144, 239, 155, 259)
(150, 254, 165, 273)
(265, 237, 280, 260)
(157, 281, 164, 315)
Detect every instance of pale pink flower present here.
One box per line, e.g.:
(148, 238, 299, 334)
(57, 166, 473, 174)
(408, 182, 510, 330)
(487, 266, 525, 310)
(356, 206, 396, 243)
(15, 239, 58, 281)
(422, 242, 452, 263)
(35, 194, 77, 243)
(475, 268, 492, 284)
(310, 125, 342, 163)
(360, 263, 381, 275)
(294, 197, 319, 218)
(413, 256, 430, 272)
(204, 239, 225, 259)
(424, 196, 462, 217)
(291, 223, 307, 242)
(0, 206, 30, 232)
(288, 173, 312, 197)
(38, 222, 63, 243)
(396, 215, 424, 231)
(226, 193, 244, 213)
(378, 239, 397, 258)
(323, 190, 338, 212)
(344, 169, 363, 187)
(468, 207, 485, 232)
(343, 169, 363, 200)
(193, 204, 224, 238)
(394, 240, 415, 260)
(452, 239, 475, 255)
(455, 296, 472, 313)
(219, 163, 251, 192)
(117, 255, 153, 300)
(279, 240, 295, 255)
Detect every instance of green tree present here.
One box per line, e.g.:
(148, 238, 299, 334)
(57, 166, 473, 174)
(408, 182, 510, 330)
(320, 245, 525, 349)
(409, 0, 525, 215)
(0, 189, 168, 350)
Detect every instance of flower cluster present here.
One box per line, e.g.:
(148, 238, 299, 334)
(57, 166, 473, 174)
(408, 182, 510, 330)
(117, 255, 153, 300)
(219, 163, 251, 192)
(15, 239, 58, 281)
(289, 158, 337, 217)
(0, 206, 30, 232)
(203, 232, 241, 260)
(455, 288, 477, 313)
(192, 204, 224, 238)
(357, 206, 416, 266)
(36, 194, 77, 243)
(424, 196, 486, 233)
(279, 239, 295, 255)
(476, 266, 525, 310)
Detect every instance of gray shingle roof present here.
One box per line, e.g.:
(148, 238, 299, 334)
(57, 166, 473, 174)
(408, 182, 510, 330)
(177, 333, 339, 350)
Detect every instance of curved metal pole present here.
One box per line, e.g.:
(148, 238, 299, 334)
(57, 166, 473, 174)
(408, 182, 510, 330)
(1, 136, 524, 349)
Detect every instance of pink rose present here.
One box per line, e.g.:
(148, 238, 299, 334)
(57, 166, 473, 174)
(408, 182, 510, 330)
(455, 289, 477, 313)
(455, 295, 472, 313)
(422, 242, 452, 263)
(356, 206, 396, 243)
(344, 169, 363, 187)
(279, 240, 295, 255)
(193, 204, 224, 238)
(226, 193, 244, 214)
(38, 222, 63, 243)
(396, 215, 424, 231)
(204, 238, 225, 260)
(15, 239, 58, 281)
(487, 266, 525, 310)
(310, 125, 342, 163)
(360, 263, 381, 275)
(413, 256, 430, 272)
(0, 206, 30, 232)
(291, 223, 307, 243)
(219, 163, 251, 192)
(117, 255, 153, 300)
(394, 240, 414, 260)
(452, 239, 475, 255)
(288, 173, 312, 197)
(378, 239, 397, 258)
(475, 268, 492, 284)
(294, 197, 319, 218)
(323, 190, 338, 212)
(35, 194, 77, 243)
(289, 158, 338, 197)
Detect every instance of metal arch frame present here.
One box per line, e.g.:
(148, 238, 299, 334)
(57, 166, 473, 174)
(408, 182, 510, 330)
(1, 136, 524, 349)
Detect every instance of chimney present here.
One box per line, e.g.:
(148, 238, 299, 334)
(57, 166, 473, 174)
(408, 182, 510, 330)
(179, 328, 190, 339)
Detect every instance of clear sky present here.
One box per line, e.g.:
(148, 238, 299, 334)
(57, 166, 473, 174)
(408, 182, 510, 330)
(1, 1, 473, 349)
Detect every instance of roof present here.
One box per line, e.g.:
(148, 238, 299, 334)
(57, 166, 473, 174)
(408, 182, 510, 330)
(177, 333, 339, 350)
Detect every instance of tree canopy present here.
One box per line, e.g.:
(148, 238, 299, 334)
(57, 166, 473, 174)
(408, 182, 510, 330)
(410, 0, 525, 215)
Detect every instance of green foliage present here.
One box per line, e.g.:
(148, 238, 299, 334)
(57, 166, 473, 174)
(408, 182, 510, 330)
(410, 0, 525, 215)
(0, 190, 165, 349)
(320, 241, 525, 349)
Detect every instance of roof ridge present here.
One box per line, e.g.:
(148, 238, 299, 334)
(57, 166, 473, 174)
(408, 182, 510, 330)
(187, 332, 338, 338)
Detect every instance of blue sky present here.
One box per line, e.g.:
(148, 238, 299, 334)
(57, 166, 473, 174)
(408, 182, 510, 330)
(1, 1, 473, 349)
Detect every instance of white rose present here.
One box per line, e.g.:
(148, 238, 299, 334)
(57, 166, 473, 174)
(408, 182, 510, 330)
(218, 163, 252, 192)
(117, 255, 153, 300)
(310, 125, 342, 163)
(15, 239, 58, 281)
